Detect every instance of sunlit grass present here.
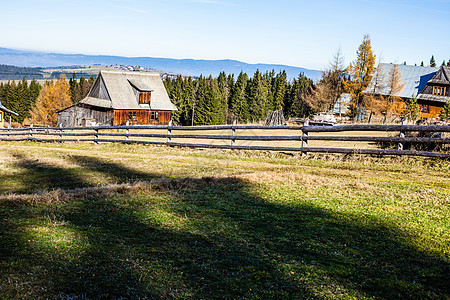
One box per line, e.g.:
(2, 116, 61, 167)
(0, 141, 448, 298)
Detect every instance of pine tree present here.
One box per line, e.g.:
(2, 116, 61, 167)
(430, 55, 436, 67)
(181, 77, 196, 125)
(405, 94, 420, 122)
(441, 101, 450, 121)
(217, 72, 229, 122)
(246, 70, 269, 122)
(170, 76, 184, 125)
(229, 72, 249, 122)
(193, 76, 208, 125)
(272, 70, 288, 111)
(285, 73, 313, 117)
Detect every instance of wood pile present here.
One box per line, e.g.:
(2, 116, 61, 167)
(265, 110, 286, 126)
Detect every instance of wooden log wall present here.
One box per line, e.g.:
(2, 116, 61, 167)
(113, 110, 172, 125)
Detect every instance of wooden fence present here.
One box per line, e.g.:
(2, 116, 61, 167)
(0, 122, 449, 158)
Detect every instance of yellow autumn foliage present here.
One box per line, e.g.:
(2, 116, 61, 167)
(30, 75, 72, 126)
(343, 35, 376, 110)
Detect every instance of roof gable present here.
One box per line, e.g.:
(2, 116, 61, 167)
(89, 74, 111, 101)
(81, 71, 177, 111)
(428, 66, 450, 85)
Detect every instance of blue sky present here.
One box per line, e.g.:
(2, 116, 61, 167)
(1, 0, 449, 70)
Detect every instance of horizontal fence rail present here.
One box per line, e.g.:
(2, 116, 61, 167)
(0, 123, 449, 158)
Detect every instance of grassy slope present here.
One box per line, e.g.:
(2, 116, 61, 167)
(0, 141, 449, 299)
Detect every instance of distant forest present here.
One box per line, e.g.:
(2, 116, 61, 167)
(164, 70, 314, 126)
(0, 65, 44, 80)
(0, 65, 96, 81)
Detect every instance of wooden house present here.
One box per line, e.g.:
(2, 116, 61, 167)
(363, 63, 447, 119)
(58, 71, 177, 127)
(417, 66, 450, 118)
(0, 101, 18, 128)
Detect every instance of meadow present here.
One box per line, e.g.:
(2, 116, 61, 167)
(0, 141, 449, 299)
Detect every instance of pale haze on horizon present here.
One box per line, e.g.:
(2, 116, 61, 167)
(1, 0, 449, 71)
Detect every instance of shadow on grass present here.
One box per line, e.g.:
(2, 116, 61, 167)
(0, 153, 448, 298)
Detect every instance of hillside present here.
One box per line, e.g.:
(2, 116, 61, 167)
(0, 47, 321, 80)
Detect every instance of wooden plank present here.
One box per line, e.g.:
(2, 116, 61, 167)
(303, 125, 450, 133)
(303, 136, 450, 143)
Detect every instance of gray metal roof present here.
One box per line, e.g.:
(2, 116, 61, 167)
(81, 71, 177, 111)
(0, 101, 18, 116)
(365, 63, 438, 98)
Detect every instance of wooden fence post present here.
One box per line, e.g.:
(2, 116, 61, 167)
(94, 128, 98, 144)
(29, 124, 33, 140)
(167, 120, 173, 144)
(59, 124, 63, 142)
(301, 119, 309, 156)
(398, 118, 407, 151)
(126, 121, 129, 141)
(231, 120, 237, 147)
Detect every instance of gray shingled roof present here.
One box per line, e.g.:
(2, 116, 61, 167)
(80, 71, 177, 111)
(417, 93, 448, 103)
(428, 66, 450, 85)
(365, 63, 438, 98)
(0, 101, 18, 116)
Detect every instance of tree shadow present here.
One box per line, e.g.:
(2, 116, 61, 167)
(0, 154, 448, 298)
(0, 153, 91, 194)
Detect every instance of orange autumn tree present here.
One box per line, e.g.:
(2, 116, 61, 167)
(343, 34, 376, 118)
(30, 75, 72, 126)
(380, 64, 405, 123)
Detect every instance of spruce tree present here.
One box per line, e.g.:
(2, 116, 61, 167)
(273, 70, 288, 111)
(430, 55, 436, 67)
(229, 72, 249, 122)
(246, 70, 269, 121)
(217, 72, 229, 123)
(286, 73, 313, 117)
(181, 77, 196, 125)
(170, 76, 184, 125)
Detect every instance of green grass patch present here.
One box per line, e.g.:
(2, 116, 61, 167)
(0, 142, 449, 298)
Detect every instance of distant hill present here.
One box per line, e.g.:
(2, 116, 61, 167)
(0, 47, 321, 81)
(0, 64, 44, 80)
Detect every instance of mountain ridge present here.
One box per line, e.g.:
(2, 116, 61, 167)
(0, 47, 321, 80)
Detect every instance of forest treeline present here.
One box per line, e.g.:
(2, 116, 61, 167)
(1, 70, 319, 126)
(0, 74, 94, 124)
(164, 70, 317, 125)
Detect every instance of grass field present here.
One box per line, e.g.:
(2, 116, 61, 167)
(0, 141, 449, 299)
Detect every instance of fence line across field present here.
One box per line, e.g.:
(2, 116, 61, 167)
(0, 122, 449, 158)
